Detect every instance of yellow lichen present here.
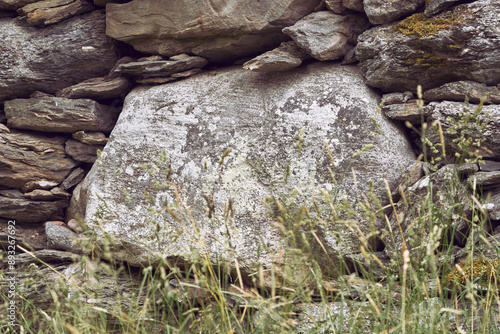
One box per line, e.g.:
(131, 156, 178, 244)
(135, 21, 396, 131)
(394, 13, 461, 37)
(448, 258, 499, 285)
(404, 53, 448, 69)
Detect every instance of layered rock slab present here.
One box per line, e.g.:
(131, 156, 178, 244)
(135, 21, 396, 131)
(69, 62, 415, 276)
(357, 0, 500, 92)
(0, 131, 77, 189)
(4, 97, 118, 133)
(105, 0, 321, 62)
(0, 10, 117, 101)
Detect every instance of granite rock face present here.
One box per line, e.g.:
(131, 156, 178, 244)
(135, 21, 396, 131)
(357, 0, 500, 92)
(0, 10, 118, 101)
(69, 62, 415, 275)
(105, 0, 321, 62)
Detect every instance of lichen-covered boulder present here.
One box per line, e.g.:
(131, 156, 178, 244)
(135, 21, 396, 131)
(357, 0, 500, 92)
(69, 62, 415, 279)
(105, 0, 321, 62)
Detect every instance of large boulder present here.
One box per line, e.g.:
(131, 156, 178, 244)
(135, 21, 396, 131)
(356, 0, 500, 92)
(69, 62, 415, 279)
(0, 10, 118, 102)
(105, 0, 322, 62)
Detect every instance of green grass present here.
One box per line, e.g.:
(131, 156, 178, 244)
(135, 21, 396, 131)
(1, 90, 498, 333)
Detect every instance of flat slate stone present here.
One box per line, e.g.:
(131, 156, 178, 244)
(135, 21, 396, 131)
(4, 97, 119, 133)
(65, 139, 103, 163)
(0, 131, 77, 190)
(243, 41, 310, 72)
(56, 76, 132, 100)
(423, 81, 500, 104)
(0, 196, 68, 223)
(18, 0, 95, 27)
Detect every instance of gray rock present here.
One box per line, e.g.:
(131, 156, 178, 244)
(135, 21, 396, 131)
(243, 41, 310, 72)
(113, 56, 208, 82)
(0, 10, 118, 102)
(427, 101, 500, 159)
(282, 11, 367, 61)
(22, 180, 60, 193)
(56, 76, 132, 101)
(4, 97, 119, 133)
(425, 0, 462, 17)
(0, 197, 68, 223)
(382, 102, 427, 122)
(65, 139, 103, 163)
(106, 0, 321, 62)
(61, 168, 85, 190)
(0, 222, 46, 251)
(72, 131, 108, 145)
(423, 81, 500, 105)
(11, 249, 79, 265)
(488, 188, 500, 220)
(481, 161, 500, 172)
(357, 0, 500, 92)
(69, 62, 415, 278)
(0, 189, 24, 199)
(0, 0, 37, 10)
(468, 172, 500, 187)
(24, 189, 60, 200)
(50, 187, 71, 199)
(364, 0, 425, 25)
(325, 0, 348, 14)
(18, 0, 95, 27)
(45, 221, 81, 252)
(0, 131, 77, 190)
(382, 92, 414, 105)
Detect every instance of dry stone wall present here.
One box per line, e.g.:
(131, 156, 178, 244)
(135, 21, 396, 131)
(0, 0, 500, 328)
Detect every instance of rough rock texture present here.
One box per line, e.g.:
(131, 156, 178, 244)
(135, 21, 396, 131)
(0, 131, 77, 189)
(105, 0, 321, 62)
(65, 139, 103, 163)
(113, 55, 208, 82)
(427, 101, 500, 159)
(0, 10, 118, 102)
(243, 41, 310, 72)
(357, 0, 500, 92)
(425, 0, 462, 16)
(282, 11, 367, 61)
(61, 167, 85, 190)
(72, 131, 108, 145)
(364, 0, 425, 25)
(69, 62, 415, 275)
(0, 0, 38, 10)
(382, 102, 426, 122)
(56, 76, 132, 100)
(45, 221, 80, 251)
(4, 97, 119, 133)
(0, 196, 68, 223)
(423, 81, 500, 104)
(18, 0, 95, 27)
